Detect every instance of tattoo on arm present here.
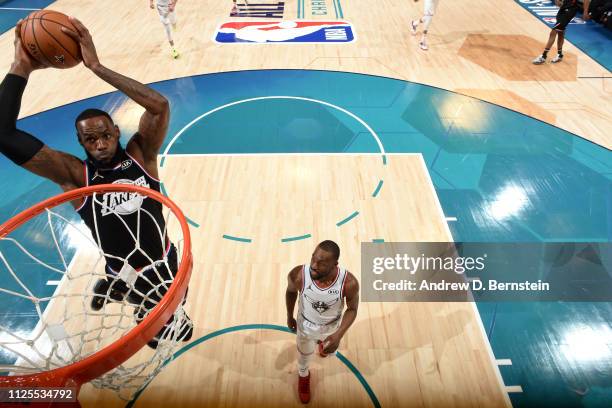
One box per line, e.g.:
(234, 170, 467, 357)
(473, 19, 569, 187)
(22, 146, 83, 190)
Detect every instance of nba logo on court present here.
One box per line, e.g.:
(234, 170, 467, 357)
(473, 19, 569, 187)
(215, 21, 355, 43)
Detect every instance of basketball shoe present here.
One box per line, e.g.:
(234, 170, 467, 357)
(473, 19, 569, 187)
(419, 37, 428, 50)
(298, 372, 311, 403)
(91, 278, 127, 311)
(551, 53, 563, 63)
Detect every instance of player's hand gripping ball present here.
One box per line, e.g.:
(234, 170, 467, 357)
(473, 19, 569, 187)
(20, 10, 82, 69)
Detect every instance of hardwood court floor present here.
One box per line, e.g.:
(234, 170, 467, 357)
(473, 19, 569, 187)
(0, 0, 609, 147)
(0, 0, 608, 406)
(76, 154, 510, 407)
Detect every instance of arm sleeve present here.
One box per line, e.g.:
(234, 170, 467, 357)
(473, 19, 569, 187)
(0, 73, 44, 165)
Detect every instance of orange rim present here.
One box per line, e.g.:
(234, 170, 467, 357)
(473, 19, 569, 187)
(0, 184, 192, 390)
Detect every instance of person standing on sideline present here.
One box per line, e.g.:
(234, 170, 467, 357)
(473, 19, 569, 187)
(533, 0, 590, 64)
(410, 0, 441, 51)
(150, 0, 180, 59)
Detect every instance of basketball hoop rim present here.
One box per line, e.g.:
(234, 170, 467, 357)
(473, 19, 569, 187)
(0, 184, 193, 390)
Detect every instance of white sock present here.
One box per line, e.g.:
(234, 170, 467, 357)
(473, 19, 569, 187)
(298, 350, 312, 377)
(422, 14, 433, 31)
(163, 22, 173, 43)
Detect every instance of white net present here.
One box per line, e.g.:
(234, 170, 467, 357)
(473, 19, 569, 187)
(0, 187, 192, 401)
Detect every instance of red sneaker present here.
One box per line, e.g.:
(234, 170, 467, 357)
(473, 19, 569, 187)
(298, 372, 311, 403)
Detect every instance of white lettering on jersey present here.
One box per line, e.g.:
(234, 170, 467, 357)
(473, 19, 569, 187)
(100, 176, 149, 216)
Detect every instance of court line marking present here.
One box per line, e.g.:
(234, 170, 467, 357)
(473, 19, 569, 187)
(45, 280, 61, 286)
(505, 385, 523, 393)
(186, 217, 200, 228)
(0, 7, 42, 11)
(281, 233, 312, 242)
(126, 324, 381, 408)
(222, 234, 252, 243)
(372, 180, 383, 197)
(159, 182, 168, 196)
(160, 152, 401, 242)
(335, 0, 344, 18)
(161, 96, 386, 161)
(161, 152, 415, 157)
(417, 154, 513, 407)
(160, 99, 387, 240)
(336, 210, 359, 227)
(496, 359, 513, 366)
(445, 216, 457, 222)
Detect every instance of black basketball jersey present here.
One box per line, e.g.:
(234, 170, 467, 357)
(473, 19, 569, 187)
(77, 149, 168, 272)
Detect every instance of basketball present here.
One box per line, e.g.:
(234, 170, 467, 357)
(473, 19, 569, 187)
(20, 10, 81, 69)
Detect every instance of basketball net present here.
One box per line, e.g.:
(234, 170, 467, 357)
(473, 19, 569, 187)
(0, 185, 193, 402)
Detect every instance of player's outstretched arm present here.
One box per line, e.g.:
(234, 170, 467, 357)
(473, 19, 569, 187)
(62, 17, 170, 176)
(1, 21, 84, 192)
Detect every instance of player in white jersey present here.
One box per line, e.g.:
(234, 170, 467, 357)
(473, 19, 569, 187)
(410, 0, 440, 51)
(285, 240, 359, 404)
(149, 0, 180, 59)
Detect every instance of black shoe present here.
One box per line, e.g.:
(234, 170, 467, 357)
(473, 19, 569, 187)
(91, 279, 128, 311)
(90, 279, 110, 311)
(108, 280, 128, 302)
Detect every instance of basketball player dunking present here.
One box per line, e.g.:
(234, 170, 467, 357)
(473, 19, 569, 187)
(410, 0, 441, 50)
(285, 241, 360, 404)
(149, 0, 180, 59)
(0, 18, 192, 348)
(533, 0, 590, 64)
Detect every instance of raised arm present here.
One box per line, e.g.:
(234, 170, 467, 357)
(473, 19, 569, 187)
(0, 21, 84, 193)
(286, 265, 303, 332)
(63, 17, 170, 177)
